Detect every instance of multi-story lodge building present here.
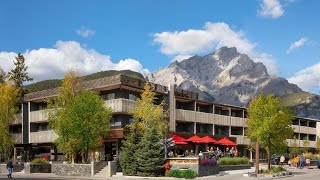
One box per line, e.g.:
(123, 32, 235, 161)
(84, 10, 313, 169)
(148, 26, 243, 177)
(8, 74, 320, 162)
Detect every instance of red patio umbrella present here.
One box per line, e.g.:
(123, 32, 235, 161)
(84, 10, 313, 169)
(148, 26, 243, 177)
(175, 141, 188, 145)
(186, 135, 203, 143)
(216, 137, 238, 146)
(201, 136, 217, 143)
(172, 135, 187, 142)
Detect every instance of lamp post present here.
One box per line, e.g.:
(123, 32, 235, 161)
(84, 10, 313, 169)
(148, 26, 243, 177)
(255, 140, 260, 175)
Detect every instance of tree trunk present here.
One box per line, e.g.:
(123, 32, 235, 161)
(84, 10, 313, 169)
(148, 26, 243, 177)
(267, 141, 271, 170)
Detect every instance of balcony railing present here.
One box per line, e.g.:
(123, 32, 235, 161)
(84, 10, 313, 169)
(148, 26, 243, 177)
(11, 133, 22, 144)
(174, 109, 247, 127)
(105, 98, 137, 113)
(286, 139, 316, 148)
(11, 113, 22, 125)
(29, 130, 57, 143)
(30, 110, 48, 123)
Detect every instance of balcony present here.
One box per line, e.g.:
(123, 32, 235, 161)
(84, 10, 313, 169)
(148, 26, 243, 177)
(11, 133, 22, 144)
(230, 117, 246, 127)
(11, 113, 22, 125)
(299, 126, 317, 135)
(230, 135, 250, 145)
(105, 98, 137, 113)
(30, 110, 48, 123)
(175, 109, 195, 122)
(291, 125, 300, 133)
(29, 130, 57, 143)
(214, 114, 230, 126)
(174, 109, 247, 127)
(286, 139, 316, 148)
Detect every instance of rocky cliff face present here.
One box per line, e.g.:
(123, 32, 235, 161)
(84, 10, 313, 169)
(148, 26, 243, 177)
(147, 47, 302, 107)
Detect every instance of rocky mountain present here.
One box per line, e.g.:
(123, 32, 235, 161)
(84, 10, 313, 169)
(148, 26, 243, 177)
(146, 47, 320, 119)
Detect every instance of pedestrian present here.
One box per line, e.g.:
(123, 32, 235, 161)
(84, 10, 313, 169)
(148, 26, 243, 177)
(299, 153, 305, 169)
(6, 159, 13, 178)
(293, 154, 299, 169)
(280, 154, 285, 167)
(288, 159, 292, 167)
(306, 158, 310, 169)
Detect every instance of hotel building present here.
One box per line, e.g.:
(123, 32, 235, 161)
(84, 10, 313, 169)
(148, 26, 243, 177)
(8, 74, 320, 162)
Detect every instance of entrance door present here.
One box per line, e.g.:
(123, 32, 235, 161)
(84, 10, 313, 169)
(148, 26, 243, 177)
(105, 141, 117, 161)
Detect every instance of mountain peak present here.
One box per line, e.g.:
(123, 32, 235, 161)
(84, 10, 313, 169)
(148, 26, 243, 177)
(147, 47, 302, 107)
(210, 46, 240, 61)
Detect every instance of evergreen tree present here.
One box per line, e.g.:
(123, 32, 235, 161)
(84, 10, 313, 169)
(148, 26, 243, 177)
(135, 126, 164, 177)
(120, 122, 142, 175)
(120, 82, 167, 176)
(7, 53, 33, 101)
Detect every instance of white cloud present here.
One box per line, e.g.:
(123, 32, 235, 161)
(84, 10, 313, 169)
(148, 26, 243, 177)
(76, 27, 96, 38)
(258, 0, 284, 19)
(153, 22, 278, 74)
(172, 55, 192, 62)
(286, 37, 308, 54)
(288, 62, 320, 93)
(0, 40, 149, 82)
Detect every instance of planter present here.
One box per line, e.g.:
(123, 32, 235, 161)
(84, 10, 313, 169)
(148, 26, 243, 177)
(52, 163, 92, 177)
(219, 164, 251, 171)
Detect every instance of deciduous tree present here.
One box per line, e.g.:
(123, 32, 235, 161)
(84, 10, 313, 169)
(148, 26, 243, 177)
(246, 92, 295, 170)
(0, 83, 17, 161)
(48, 70, 112, 163)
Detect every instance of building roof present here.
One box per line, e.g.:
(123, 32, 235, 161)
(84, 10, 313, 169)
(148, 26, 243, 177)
(24, 74, 168, 102)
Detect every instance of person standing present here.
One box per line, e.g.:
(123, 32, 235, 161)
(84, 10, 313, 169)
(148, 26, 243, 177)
(299, 153, 305, 169)
(6, 159, 13, 178)
(280, 154, 285, 167)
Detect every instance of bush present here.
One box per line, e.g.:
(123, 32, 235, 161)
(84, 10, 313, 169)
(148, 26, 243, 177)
(166, 169, 197, 179)
(31, 158, 49, 164)
(259, 166, 286, 174)
(304, 153, 320, 160)
(218, 157, 250, 165)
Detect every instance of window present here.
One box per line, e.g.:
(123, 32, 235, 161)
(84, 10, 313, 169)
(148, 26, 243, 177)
(100, 92, 115, 100)
(110, 117, 121, 128)
(129, 118, 134, 124)
(129, 94, 136, 100)
(231, 127, 243, 135)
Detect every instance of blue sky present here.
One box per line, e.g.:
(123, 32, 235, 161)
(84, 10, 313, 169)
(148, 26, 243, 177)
(0, 0, 320, 93)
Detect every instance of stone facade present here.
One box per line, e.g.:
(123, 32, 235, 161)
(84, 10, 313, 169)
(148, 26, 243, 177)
(52, 164, 92, 177)
(0, 164, 24, 174)
(24, 163, 51, 173)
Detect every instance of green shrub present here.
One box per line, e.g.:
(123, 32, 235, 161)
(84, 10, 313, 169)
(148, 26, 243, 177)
(259, 166, 286, 174)
(166, 169, 197, 179)
(218, 157, 250, 165)
(31, 158, 49, 164)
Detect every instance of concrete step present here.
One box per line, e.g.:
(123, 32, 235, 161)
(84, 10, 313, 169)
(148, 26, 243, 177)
(95, 165, 109, 177)
(113, 172, 123, 177)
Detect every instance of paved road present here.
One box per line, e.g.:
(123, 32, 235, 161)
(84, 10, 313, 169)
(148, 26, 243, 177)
(0, 166, 319, 180)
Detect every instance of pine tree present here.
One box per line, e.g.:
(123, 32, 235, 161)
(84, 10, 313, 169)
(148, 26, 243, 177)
(120, 124, 141, 176)
(7, 53, 33, 102)
(135, 126, 164, 177)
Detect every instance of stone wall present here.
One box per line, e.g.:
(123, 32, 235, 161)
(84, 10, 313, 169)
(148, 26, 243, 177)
(108, 161, 117, 177)
(52, 163, 92, 177)
(24, 163, 51, 173)
(0, 164, 24, 174)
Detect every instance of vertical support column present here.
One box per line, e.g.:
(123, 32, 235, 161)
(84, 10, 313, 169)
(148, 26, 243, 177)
(28, 102, 31, 144)
(212, 105, 215, 136)
(194, 101, 197, 134)
(229, 107, 231, 136)
(169, 85, 176, 132)
(13, 147, 17, 164)
(298, 119, 301, 147)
